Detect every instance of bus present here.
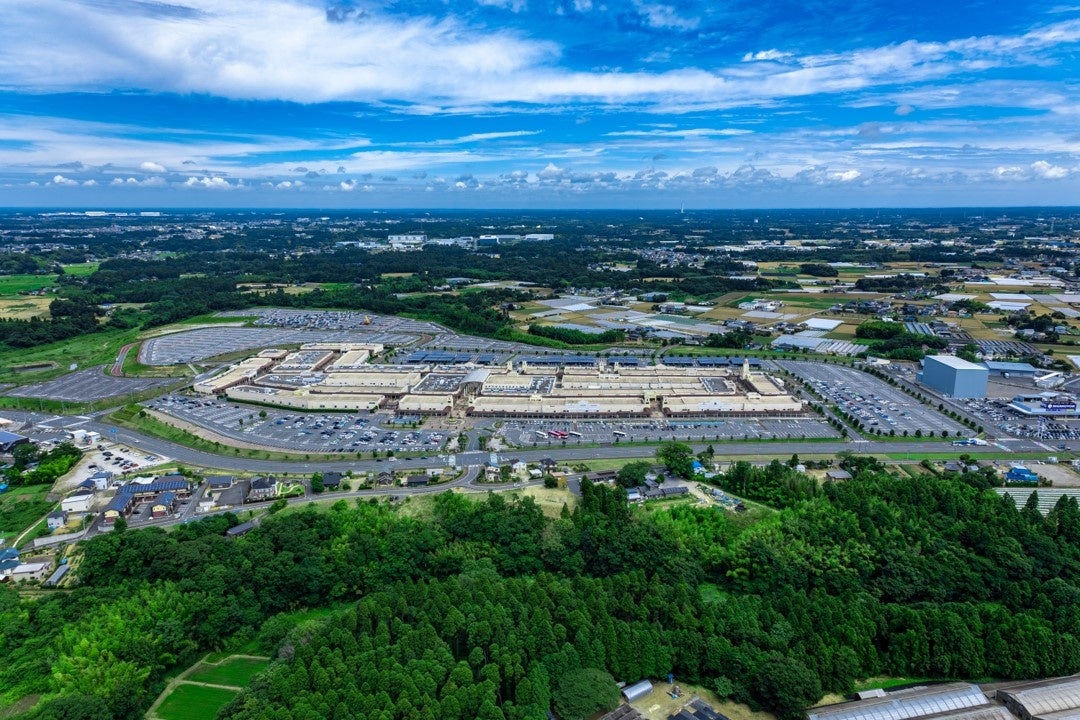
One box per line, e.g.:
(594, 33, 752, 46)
(567, 431, 582, 437)
(535, 430, 549, 439)
(549, 430, 569, 439)
(612, 430, 627, 437)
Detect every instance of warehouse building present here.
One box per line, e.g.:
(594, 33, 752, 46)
(983, 361, 1038, 379)
(918, 355, 989, 398)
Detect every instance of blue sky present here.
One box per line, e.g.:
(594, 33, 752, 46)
(1, 0, 1079, 207)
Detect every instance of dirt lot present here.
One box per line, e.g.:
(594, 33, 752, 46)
(515, 486, 576, 517)
(631, 683, 775, 720)
(1027, 462, 1080, 487)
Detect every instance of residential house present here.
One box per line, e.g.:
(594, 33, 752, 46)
(248, 476, 278, 502)
(86, 471, 113, 490)
(206, 475, 234, 491)
(46, 510, 68, 530)
(377, 471, 393, 486)
(405, 474, 429, 487)
(511, 459, 528, 477)
(322, 471, 342, 490)
(0, 548, 20, 578)
(102, 493, 134, 525)
(150, 492, 177, 519)
(61, 488, 94, 514)
(119, 476, 190, 502)
(10, 561, 51, 583)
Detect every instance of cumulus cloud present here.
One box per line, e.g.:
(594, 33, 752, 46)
(1031, 160, 1070, 179)
(139, 160, 166, 173)
(339, 179, 356, 191)
(51, 174, 77, 186)
(183, 175, 233, 189)
(895, 104, 915, 116)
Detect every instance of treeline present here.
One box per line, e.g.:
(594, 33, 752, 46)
(528, 324, 624, 345)
(3, 443, 82, 486)
(854, 320, 948, 360)
(6, 462, 1080, 719)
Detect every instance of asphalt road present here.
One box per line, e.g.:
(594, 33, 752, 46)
(75, 416, 1056, 475)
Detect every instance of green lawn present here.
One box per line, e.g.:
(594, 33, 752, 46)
(155, 685, 238, 720)
(187, 657, 269, 687)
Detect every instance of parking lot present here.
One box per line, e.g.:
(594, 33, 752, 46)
(140, 327, 419, 365)
(145, 395, 448, 453)
(218, 308, 445, 335)
(8, 367, 174, 402)
(964, 397, 1080, 440)
(778, 360, 965, 436)
(499, 416, 838, 447)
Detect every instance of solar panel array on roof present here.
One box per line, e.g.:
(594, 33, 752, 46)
(476, 354, 497, 364)
(407, 351, 473, 364)
(807, 684, 989, 720)
(697, 356, 732, 366)
(119, 478, 189, 495)
(521, 355, 597, 366)
(611, 356, 643, 365)
(662, 356, 695, 366)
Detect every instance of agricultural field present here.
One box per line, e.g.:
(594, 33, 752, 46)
(187, 656, 269, 687)
(148, 656, 270, 720)
(152, 685, 238, 720)
(0, 296, 51, 320)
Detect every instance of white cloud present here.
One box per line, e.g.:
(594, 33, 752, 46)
(632, 1, 699, 30)
(833, 169, 862, 182)
(742, 49, 792, 62)
(51, 174, 77, 186)
(139, 161, 166, 173)
(606, 128, 752, 138)
(82, 179, 97, 186)
(1032, 160, 1070, 179)
(476, 0, 527, 11)
(339, 179, 356, 191)
(183, 175, 234, 189)
(1, 1, 1078, 114)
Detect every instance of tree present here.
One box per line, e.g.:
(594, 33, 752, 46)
(656, 441, 694, 478)
(552, 668, 620, 720)
(616, 461, 651, 489)
(751, 655, 823, 720)
(311, 472, 324, 494)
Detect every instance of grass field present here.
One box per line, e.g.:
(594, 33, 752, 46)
(154, 684, 238, 720)
(0, 328, 139, 386)
(0, 487, 53, 538)
(187, 657, 269, 687)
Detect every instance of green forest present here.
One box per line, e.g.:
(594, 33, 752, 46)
(4, 462, 1080, 720)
